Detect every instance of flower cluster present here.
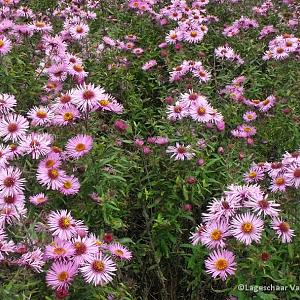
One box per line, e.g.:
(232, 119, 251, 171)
(215, 45, 244, 65)
(169, 60, 211, 82)
(243, 149, 300, 192)
(166, 90, 224, 125)
(0, 0, 132, 298)
(191, 148, 298, 280)
(263, 34, 299, 60)
(252, 0, 274, 16)
(223, 16, 259, 37)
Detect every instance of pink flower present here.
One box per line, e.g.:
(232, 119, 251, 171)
(166, 101, 189, 121)
(271, 218, 295, 243)
(205, 249, 236, 281)
(0, 93, 16, 114)
(201, 220, 230, 249)
(142, 59, 157, 71)
(65, 134, 93, 159)
(69, 23, 89, 40)
(166, 143, 195, 160)
(29, 193, 49, 206)
(47, 210, 77, 240)
(0, 166, 26, 196)
(60, 175, 80, 195)
(19, 133, 52, 159)
(0, 114, 29, 142)
(72, 236, 99, 265)
(0, 36, 12, 55)
(37, 167, 67, 190)
(45, 238, 75, 260)
(285, 163, 300, 188)
(27, 106, 55, 126)
(108, 243, 132, 260)
(230, 213, 264, 245)
(73, 84, 105, 112)
(80, 252, 117, 286)
(46, 261, 78, 290)
(189, 101, 214, 123)
(243, 111, 257, 122)
(269, 175, 287, 192)
(246, 194, 280, 217)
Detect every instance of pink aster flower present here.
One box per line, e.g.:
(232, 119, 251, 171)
(189, 101, 214, 123)
(205, 249, 236, 281)
(37, 167, 67, 190)
(72, 84, 105, 112)
(201, 220, 230, 249)
(27, 106, 55, 126)
(166, 101, 189, 121)
(30, 21, 52, 32)
(230, 213, 264, 245)
(202, 196, 238, 222)
(18, 247, 45, 273)
(67, 63, 88, 80)
(53, 105, 81, 126)
(72, 236, 99, 265)
(0, 166, 25, 196)
(142, 59, 157, 71)
(69, 23, 89, 40)
(0, 36, 12, 55)
(80, 252, 117, 286)
(285, 163, 300, 188)
(271, 218, 295, 243)
(65, 134, 93, 159)
(259, 95, 276, 113)
(190, 224, 206, 245)
(243, 167, 265, 183)
(180, 90, 207, 107)
(108, 243, 132, 260)
(19, 132, 52, 159)
(0, 93, 16, 114)
(46, 261, 78, 290)
(0, 144, 10, 167)
(243, 111, 257, 122)
(29, 193, 49, 206)
(0, 238, 15, 260)
(47, 210, 77, 240)
(38, 153, 62, 170)
(271, 46, 289, 60)
(166, 143, 195, 160)
(246, 194, 280, 217)
(60, 175, 80, 195)
(0, 192, 25, 209)
(184, 29, 204, 43)
(165, 29, 183, 44)
(45, 238, 75, 260)
(269, 175, 287, 192)
(97, 94, 124, 114)
(52, 92, 75, 110)
(192, 67, 211, 82)
(0, 114, 29, 142)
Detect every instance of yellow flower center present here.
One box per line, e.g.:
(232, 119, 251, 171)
(53, 247, 66, 256)
(210, 229, 222, 241)
(92, 260, 105, 272)
(63, 181, 72, 189)
(63, 112, 74, 121)
(214, 258, 228, 271)
(99, 99, 110, 106)
(75, 143, 86, 152)
(242, 222, 253, 233)
(57, 271, 69, 282)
